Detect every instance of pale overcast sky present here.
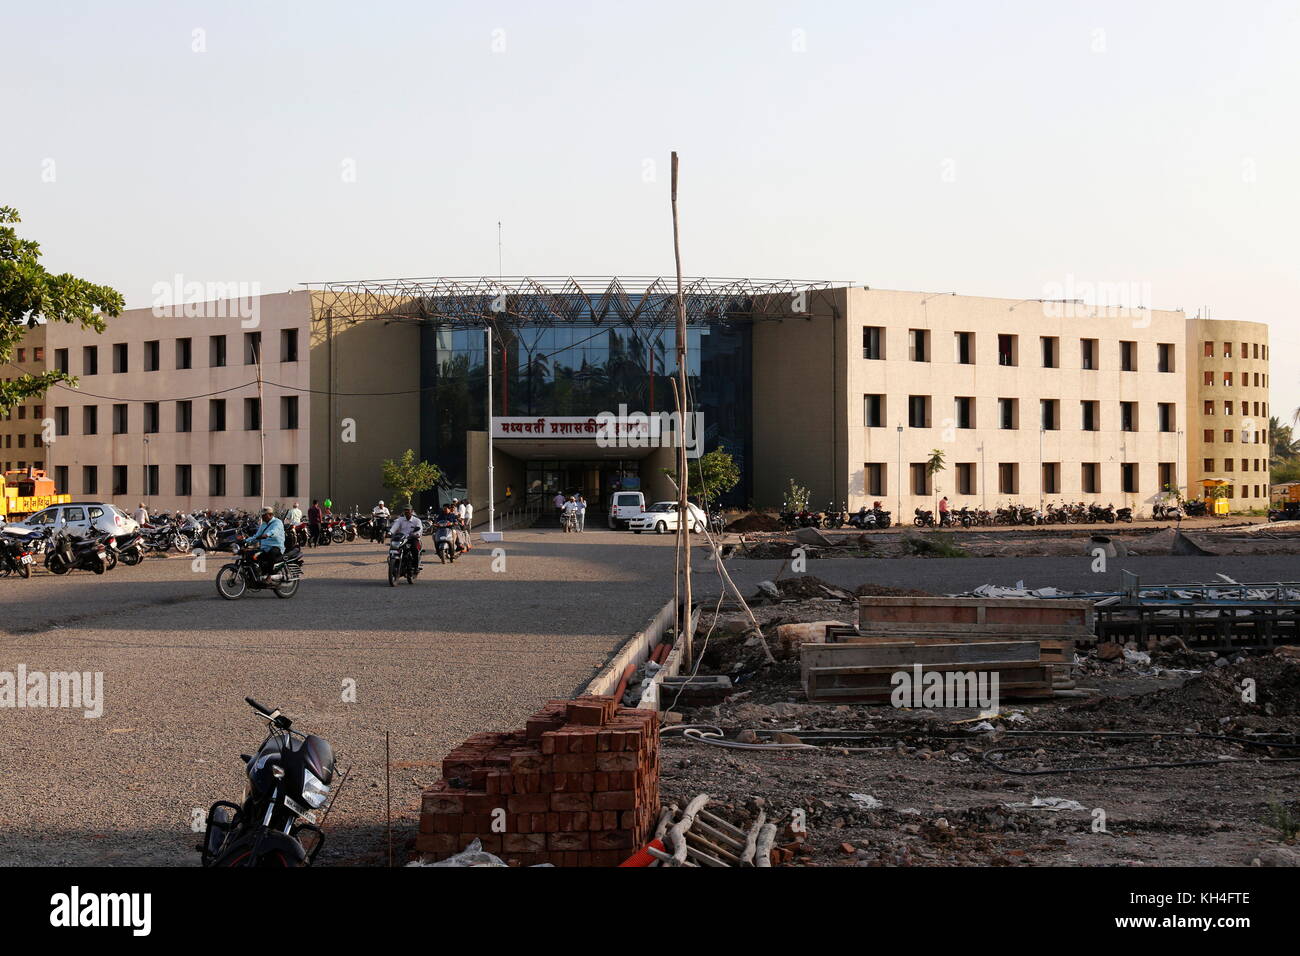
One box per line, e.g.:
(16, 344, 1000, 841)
(4, 1, 1297, 416)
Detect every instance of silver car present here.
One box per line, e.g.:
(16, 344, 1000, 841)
(2, 502, 137, 539)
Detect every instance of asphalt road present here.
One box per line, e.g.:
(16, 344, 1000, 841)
(0, 527, 678, 865)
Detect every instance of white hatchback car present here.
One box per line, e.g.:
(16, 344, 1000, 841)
(628, 501, 707, 535)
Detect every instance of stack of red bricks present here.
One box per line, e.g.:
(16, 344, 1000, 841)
(418, 695, 660, 866)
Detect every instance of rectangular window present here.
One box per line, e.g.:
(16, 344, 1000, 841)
(1041, 399, 1059, 431)
(1224, 400, 1233, 416)
(1204, 429, 1214, 444)
(281, 464, 299, 498)
(864, 463, 887, 497)
(144, 340, 160, 372)
(83, 346, 98, 375)
(82, 465, 98, 496)
(910, 463, 931, 496)
(1121, 463, 1138, 494)
(1157, 343, 1174, 372)
(1224, 371, 1233, 386)
(862, 326, 884, 360)
(954, 397, 975, 429)
(999, 397, 1018, 430)
(1081, 400, 1099, 431)
(1204, 400, 1214, 415)
(1204, 371, 1214, 386)
(1041, 462, 1060, 495)
(1120, 341, 1136, 372)
(908, 395, 930, 428)
(55, 348, 69, 374)
(1223, 458, 1235, 472)
(112, 465, 128, 496)
(956, 462, 975, 496)
(143, 402, 160, 434)
(1158, 403, 1175, 432)
(1081, 462, 1099, 494)
(82, 405, 98, 435)
(176, 464, 192, 496)
(244, 397, 261, 431)
(210, 335, 227, 368)
(1080, 338, 1098, 370)
(113, 404, 128, 434)
(113, 342, 128, 373)
(1120, 402, 1137, 432)
(280, 328, 299, 363)
(1204, 341, 1214, 357)
(1203, 458, 1214, 473)
(176, 337, 193, 370)
(909, 329, 929, 362)
(245, 331, 262, 365)
(1040, 336, 1058, 368)
(863, 394, 884, 428)
(281, 396, 299, 430)
(997, 334, 1017, 367)
(144, 464, 159, 496)
(1223, 429, 1234, 443)
(54, 406, 69, 436)
(244, 464, 262, 497)
(210, 399, 227, 432)
(210, 464, 226, 497)
(1223, 342, 1233, 358)
(954, 331, 974, 365)
(176, 400, 193, 433)
(998, 463, 1019, 495)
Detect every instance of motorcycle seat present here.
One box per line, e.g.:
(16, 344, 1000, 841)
(283, 547, 303, 561)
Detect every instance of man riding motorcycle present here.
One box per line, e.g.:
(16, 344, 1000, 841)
(388, 506, 424, 569)
(245, 507, 285, 579)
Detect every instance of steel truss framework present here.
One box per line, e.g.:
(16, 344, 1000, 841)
(304, 276, 846, 331)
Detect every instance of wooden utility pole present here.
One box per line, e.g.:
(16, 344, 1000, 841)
(670, 152, 693, 666)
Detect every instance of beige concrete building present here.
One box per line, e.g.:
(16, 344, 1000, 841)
(1, 324, 49, 474)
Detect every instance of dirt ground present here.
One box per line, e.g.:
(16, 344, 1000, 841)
(657, 577, 1300, 867)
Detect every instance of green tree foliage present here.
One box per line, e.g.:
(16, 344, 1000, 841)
(0, 207, 123, 415)
(381, 449, 441, 507)
(660, 447, 741, 504)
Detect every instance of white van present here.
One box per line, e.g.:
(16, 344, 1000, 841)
(607, 491, 645, 529)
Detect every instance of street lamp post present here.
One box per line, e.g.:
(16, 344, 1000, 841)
(896, 424, 903, 517)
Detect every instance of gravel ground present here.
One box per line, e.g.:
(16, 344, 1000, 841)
(0, 527, 677, 866)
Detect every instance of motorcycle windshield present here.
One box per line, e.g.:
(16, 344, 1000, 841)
(304, 734, 335, 784)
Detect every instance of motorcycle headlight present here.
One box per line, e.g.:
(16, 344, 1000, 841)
(302, 767, 331, 808)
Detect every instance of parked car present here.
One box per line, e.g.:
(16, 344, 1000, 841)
(607, 491, 646, 529)
(628, 501, 707, 535)
(3, 501, 137, 539)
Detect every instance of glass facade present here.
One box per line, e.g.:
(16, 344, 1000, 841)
(419, 317, 753, 505)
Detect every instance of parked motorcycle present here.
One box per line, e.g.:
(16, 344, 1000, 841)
(215, 545, 304, 600)
(44, 530, 110, 575)
(387, 532, 421, 586)
(108, 530, 146, 567)
(913, 508, 935, 528)
(823, 502, 846, 530)
(0, 531, 38, 578)
(198, 697, 338, 867)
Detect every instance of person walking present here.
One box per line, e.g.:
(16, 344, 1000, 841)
(575, 494, 587, 532)
(307, 499, 323, 547)
(133, 502, 149, 528)
(553, 491, 566, 523)
(938, 495, 950, 527)
(458, 499, 473, 549)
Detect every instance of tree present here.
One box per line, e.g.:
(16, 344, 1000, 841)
(0, 207, 123, 415)
(660, 447, 741, 504)
(925, 448, 947, 511)
(1269, 416, 1298, 463)
(381, 449, 441, 507)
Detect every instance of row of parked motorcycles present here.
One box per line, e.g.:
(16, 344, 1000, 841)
(911, 501, 1137, 527)
(780, 503, 894, 530)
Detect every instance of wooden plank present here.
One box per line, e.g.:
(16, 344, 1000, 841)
(858, 597, 1094, 630)
(847, 622, 1089, 639)
(831, 633, 1075, 663)
(805, 661, 1054, 703)
(801, 640, 1040, 670)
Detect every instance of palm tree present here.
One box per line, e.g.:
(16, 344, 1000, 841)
(1270, 416, 1299, 463)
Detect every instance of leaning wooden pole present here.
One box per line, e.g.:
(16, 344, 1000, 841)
(670, 151, 693, 667)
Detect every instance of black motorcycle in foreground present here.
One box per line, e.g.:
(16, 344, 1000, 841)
(0, 531, 39, 578)
(199, 697, 339, 867)
(44, 530, 110, 575)
(387, 532, 421, 586)
(215, 545, 304, 599)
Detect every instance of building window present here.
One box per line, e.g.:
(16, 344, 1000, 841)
(956, 462, 975, 496)
(997, 334, 1017, 367)
(908, 395, 930, 428)
(280, 395, 299, 430)
(1204, 341, 1214, 357)
(954, 331, 974, 365)
(281, 464, 299, 498)
(1223, 458, 1235, 473)
(113, 404, 128, 434)
(1081, 462, 1099, 494)
(244, 464, 262, 497)
(210, 464, 226, 497)
(54, 406, 69, 436)
(954, 397, 975, 429)
(244, 397, 261, 431)
(1158, 403, 1175, 432)
(83, 346, 98, 375)
(144, 340, 160, 372)
(82, 405, 98, 435)
(1120, 341, 1136, 372)
(1203, 458, 1214, 473)
(1223, 371, 1233, 387)
(113, 343, 128, 373)
(281, 328, 299, 363)
(16, 348, 25, 363)
(863, 394, 884, 428)
(55, 348, 69, 374)
(998, 397, 1018, 430)
(245, 332, 262, 365)
(862, 326, 884, 360)
(176, 337, 193, 370)
(1041, 399, 1059, 431)
(864, 463, 887, 497)
(1121, 463, 1138, 494)
(1203, 400, 1214, 415)
(82, 465, 98, 496)
(176, 464, 192, 496)
(1040, 336, 1059, 368)
(176, 400, 193, 433)
(1080, 338, 1098, 370)
(144, 402, 160, 434)
(1203, 429, 1214, 444)
(908, 329, 929, 362)
(210, 335, 227, 368)
(998, 463, 1019, 495)
(144, 465, 159, 496)
(1157, 343, 1174, 372)
(1120, 402, 1137, 432)
(1081, 401, 1099, 431)
(910, 463, 931, 496)
(1041, 462, 1060, 495)
(1223, 342, 1233, 358)
(210, 399, 227, 432)
(112, 465, 128, 496)
(1223, 400, 1233, 416)
(1204, 371, 1214, 386)
(1223, 429, 1233, 443)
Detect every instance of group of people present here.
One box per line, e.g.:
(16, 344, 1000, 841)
(370, 497, 473, 558)
(552, 492, 588, 532)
